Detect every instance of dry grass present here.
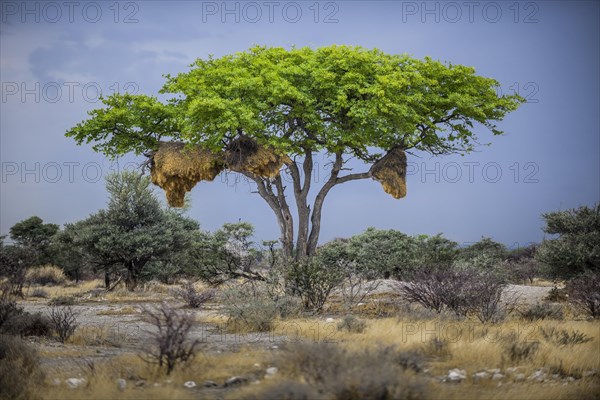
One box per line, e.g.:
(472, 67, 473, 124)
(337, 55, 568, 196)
(96, 306, 139, 316)
(19, 278, 600, 399)
(25, 279, 103, 300)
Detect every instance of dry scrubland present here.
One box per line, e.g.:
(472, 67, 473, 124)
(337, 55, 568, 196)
(3, 275, 597, 400)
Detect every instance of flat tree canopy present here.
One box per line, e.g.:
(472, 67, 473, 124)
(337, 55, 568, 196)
(66, 45, 524, 258)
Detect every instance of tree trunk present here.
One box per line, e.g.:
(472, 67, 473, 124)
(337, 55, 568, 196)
(247, 152, 372, 259)
(104, 271, 110, 289)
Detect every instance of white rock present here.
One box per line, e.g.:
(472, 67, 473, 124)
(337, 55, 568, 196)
(253, 363, 261, 367)
(447, 369, 466, 382)
(326, 318, 334, 323)
(266, 367, 278, 377)
(472, 371, 490, 382)
(514, 374, 526, 382)
(183, 381, 197, 388)
(117, 378, 127, 391)
(66, 378, 86, 389)
(529, 370, 547, 381)
(487, 368, 501, 374)
(492, 373, 505, 380)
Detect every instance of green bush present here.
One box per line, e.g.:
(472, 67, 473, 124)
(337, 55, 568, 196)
(285, 257, 343, 311)
(535, 203, 600, 279)
(221, 287, 279, 332)
(566, 271, 600, 318)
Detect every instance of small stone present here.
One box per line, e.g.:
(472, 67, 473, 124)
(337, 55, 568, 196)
(487, 368, 501, 374)
(551, 374, 560, 380)
(66, 378, 86, 389)
(492, 373, 505, 380)
(446, 369, 466, 382)
(326, 318, 334, 323)
(271, 345, 279, 349)
(253, 363, 261, 367)
(183, 381, 197, 388)
(514, 374, 526, 382)
(224, 376, 247, 387)
(135, 380, 146, 387)
(583, 369, 598, 378)
(117, 378, 127, 391)
(566, 377, 575, 382)
(266, 367, 278, 376)
(472, 371, 490, 382)
(153, 383, 161, 387)
(529, 370, 547, 381)
(203, 380, 219, 388)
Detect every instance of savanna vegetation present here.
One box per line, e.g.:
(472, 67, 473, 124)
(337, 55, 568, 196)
(1, 46, 597, 399)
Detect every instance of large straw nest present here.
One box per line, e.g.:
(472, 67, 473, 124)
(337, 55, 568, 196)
(370, 148, 407, 199)
(225, 135, 291, 178)
(150, 141, 225, 207)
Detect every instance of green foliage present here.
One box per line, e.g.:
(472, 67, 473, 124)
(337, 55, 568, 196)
(61, 171, 201, 290)
(285, 257, 344, 311)
(536, 203, 600, 279)
(348, 228, 419, 279)
(566, 270, 600, 318)
(66, 93, 182, 157)
(189, 221, 264, 284)
(9, 216, 59, 266)
(455, 237, 507, 270)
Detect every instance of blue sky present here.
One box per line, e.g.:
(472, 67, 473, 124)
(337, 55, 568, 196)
(1, 0, 599, 247)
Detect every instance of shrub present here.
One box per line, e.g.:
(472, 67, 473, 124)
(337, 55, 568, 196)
(0, 335, 44, 400)
(337, 315, 367, 333)
(30, 288, 49, 298)
(48, 306, 79, 343)
(25, 265, 67, 286)
(175, 282, 215, 308)
(545, 286, 568, 302)
(535, 203, 600, 279)
(420, 337, 452, 361)
(503, 340, 539, 363)
(540, 327, 594, 346)
(0, 249, 28, 297)
(240, 380, 323, 400)
(221, 287, 279, 332)
(519, 303, 564, 321)
(275, 342, 428, 400)
(141, 302, 200, 375)
(48, 295, 77, 306)
(398, 266, 511, 322)
(3, 312, 52, 337)
(566, 271, 600, 318)
(285, 257, 344, 311)
(0, 297, 21, 329)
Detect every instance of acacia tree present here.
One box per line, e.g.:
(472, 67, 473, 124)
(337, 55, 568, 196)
(66, 46, 523, 259)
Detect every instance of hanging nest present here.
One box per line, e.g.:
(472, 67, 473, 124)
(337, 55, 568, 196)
(370, 148, 407, 199)
(149, 141, 225, 207)
(224, 135, 291, 178)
